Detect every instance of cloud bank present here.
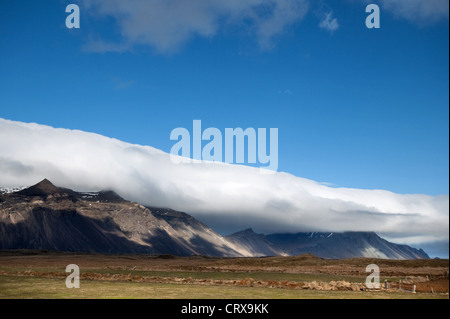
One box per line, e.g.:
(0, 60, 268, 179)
(0, 118, 448, 250)
(83, 0, 309, 53)
(382, 0, 449, 24)
(81, 0, 448, 54)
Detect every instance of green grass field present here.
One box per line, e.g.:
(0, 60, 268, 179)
(0, 253, 447, 299)
(0, 275, 446, 299)
(0, 266, 375, 282)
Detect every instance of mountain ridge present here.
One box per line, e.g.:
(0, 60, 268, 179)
(0, 179, 430, 259)
(265, 231, 429, 259)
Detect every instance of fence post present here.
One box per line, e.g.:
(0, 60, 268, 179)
(412, 285, 416, 294)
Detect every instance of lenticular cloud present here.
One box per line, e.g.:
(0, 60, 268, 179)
(0, 118, 448, 246)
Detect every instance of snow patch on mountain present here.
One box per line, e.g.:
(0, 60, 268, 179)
(0, 187, 26, 194)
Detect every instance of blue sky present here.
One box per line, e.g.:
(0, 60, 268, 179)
(1, 0, 449, 195)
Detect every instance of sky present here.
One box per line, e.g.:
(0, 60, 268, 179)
(0, 1, 449, 256)
(0, 0, 448, 195)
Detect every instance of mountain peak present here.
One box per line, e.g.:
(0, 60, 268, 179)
(37, 178, 54, 187)
(229, 228, 257, 237)
(17, 179, 62, 197)
(95, 190, 125, 203)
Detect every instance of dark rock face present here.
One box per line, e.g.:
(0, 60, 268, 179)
(0, 179, 246, 256)
(265, 231, 429, 259)
(0, 179, 430, 259)
(227, 229, 429, 260)
(16, 179, 61, 197)
(226, 228, 285, 257)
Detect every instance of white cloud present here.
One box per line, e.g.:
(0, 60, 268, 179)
(82, 0, 309, 53)
(278, 89, 292, 95)
(112, 76, 135, 90)
(319, 11, 339, 33)
(382, 0, 449, 24)
(0, 118, 448, 249)
(81, 0, 448, 53)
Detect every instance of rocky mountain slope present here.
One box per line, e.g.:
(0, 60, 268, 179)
(266, 231, 429, 259)
(0, 179, 249, 256)
(0, 179, 430, 259)
(226, 229, 429, 259)
(225, 228, 286, 257)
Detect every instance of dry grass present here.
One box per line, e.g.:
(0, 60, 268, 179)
(0, 275, 446, 299)
(0, 251, 448, 299)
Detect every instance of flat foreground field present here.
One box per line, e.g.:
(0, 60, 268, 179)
(0, 251, 448, 299)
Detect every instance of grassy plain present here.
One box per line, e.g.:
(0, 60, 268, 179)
(0, 251, 448, 299)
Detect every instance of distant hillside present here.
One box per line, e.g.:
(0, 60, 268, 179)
(273, 231, 428, 259)
(0, 179, 430, 259)
(227, 229, 429, 259)
(226, 228, 286, 257)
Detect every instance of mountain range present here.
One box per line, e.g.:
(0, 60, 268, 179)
(0, 179, 429, 259)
